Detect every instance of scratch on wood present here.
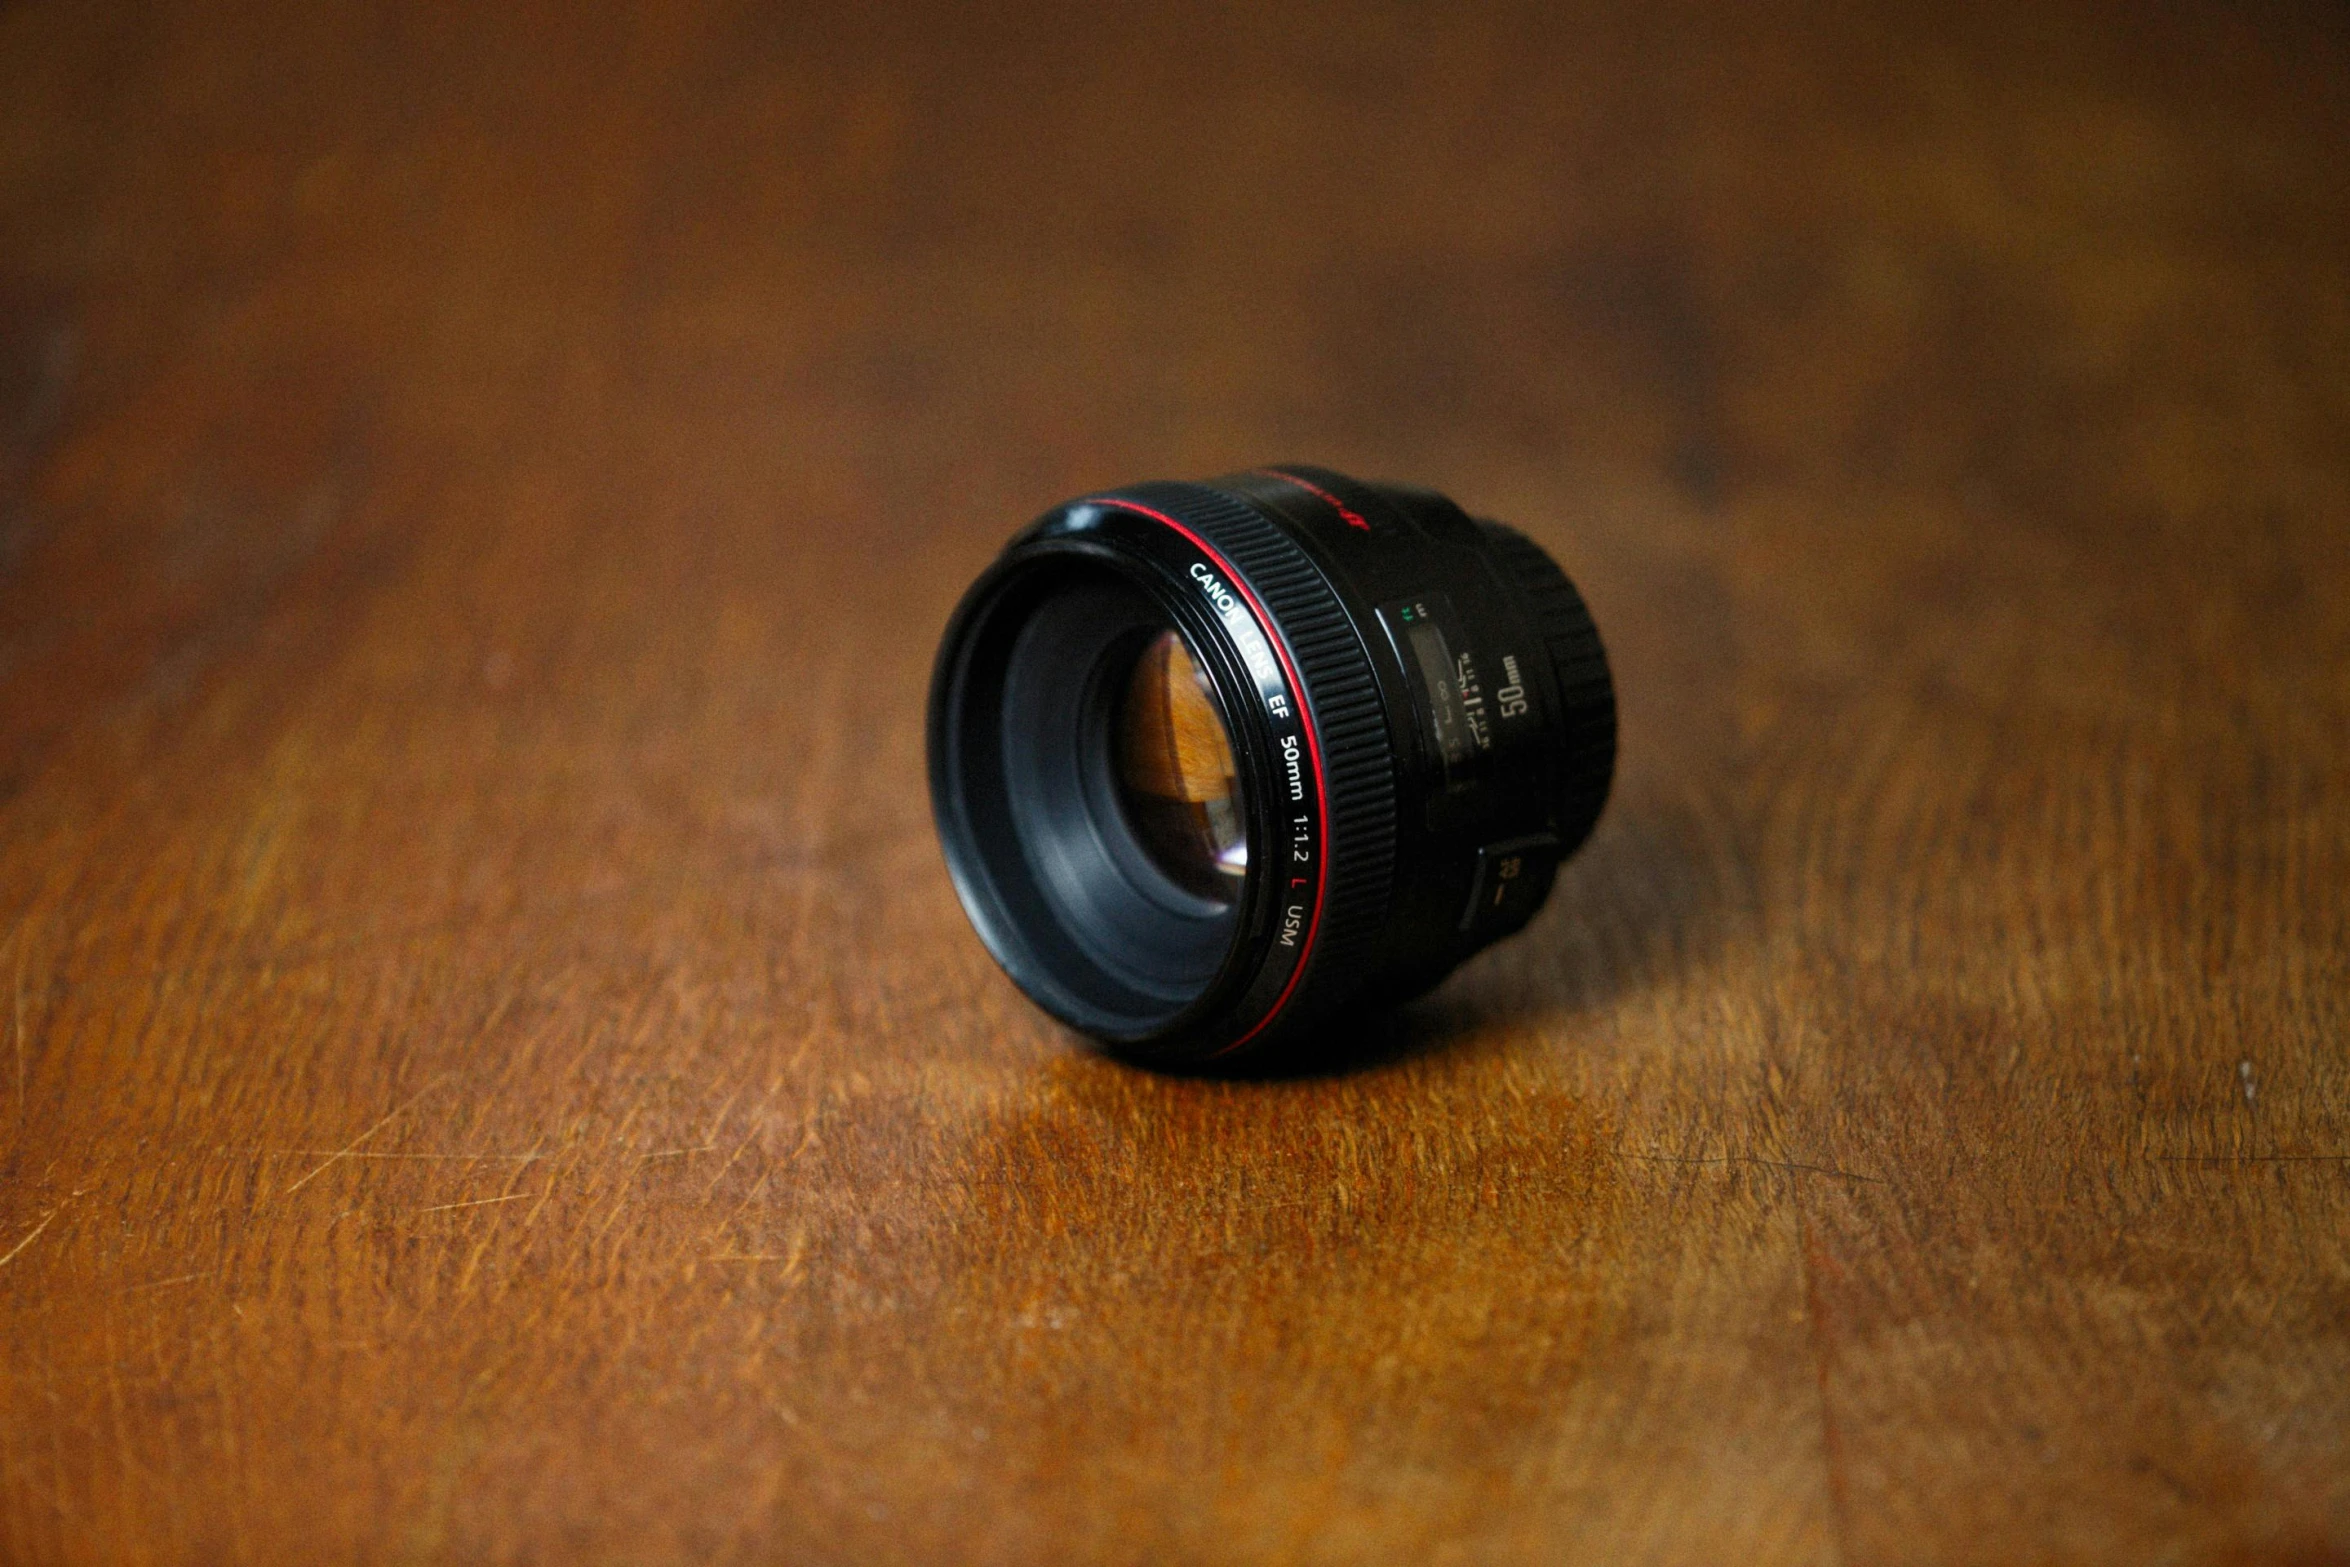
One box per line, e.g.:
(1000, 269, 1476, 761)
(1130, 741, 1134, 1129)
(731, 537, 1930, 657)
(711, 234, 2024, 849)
(702, 1132, 759, 1200)
(0, 1205, 61, 1269)
(243, 1149, 545, 1162)
(709, 1230, 806, 1283)
(415, 1192, 538, 1215)
(281, 1077, 448, 1194)
(699, 1083, 744, 1150)
(457, 1151, 549, 1300)
(2154, 1153, 2348, 1164)
(121, 1271, 215, 1294)
(1623, 1152, 1887, 1185)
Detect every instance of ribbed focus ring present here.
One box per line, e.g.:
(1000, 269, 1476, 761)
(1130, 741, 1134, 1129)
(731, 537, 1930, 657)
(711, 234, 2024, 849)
(1119, 481, 1399, 1035)
(1477, 521, 1616, 855)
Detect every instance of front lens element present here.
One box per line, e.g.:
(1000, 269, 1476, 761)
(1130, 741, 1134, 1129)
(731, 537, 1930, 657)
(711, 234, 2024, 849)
(1114, 629, 1247, 902)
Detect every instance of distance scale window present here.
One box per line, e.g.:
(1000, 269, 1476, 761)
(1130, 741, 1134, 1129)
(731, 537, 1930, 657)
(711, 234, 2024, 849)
(1378, 594, 1532, 784)
(1378, 594, 1553, 933)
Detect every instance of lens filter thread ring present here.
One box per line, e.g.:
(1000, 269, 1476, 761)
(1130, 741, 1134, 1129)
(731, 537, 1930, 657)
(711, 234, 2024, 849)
(1086, 484, 1399, 1054)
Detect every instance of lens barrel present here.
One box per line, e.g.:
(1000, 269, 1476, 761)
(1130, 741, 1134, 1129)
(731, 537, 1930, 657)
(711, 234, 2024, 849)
(928, 466, 1614, 1066)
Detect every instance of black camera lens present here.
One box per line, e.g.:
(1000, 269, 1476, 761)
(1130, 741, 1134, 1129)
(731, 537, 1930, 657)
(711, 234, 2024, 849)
(928, 466, 1615, 1066)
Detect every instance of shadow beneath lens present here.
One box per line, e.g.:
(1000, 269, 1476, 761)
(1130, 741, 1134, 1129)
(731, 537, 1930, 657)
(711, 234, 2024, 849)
(1169, 998, 1474, 1083)
(1156, 779, 1741, 1083)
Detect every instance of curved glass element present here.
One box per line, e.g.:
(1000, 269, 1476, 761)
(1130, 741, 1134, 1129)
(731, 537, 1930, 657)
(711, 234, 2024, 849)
(1113, 629, 1247, 902)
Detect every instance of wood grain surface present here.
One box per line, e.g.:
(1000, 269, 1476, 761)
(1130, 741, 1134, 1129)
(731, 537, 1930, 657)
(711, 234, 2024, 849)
(3, 1, 2346, 1561)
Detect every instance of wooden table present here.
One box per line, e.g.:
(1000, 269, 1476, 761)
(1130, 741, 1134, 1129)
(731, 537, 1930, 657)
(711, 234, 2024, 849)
(3, 2, 2344, 1561)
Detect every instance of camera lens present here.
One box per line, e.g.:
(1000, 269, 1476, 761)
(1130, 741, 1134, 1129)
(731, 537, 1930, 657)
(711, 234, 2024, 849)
(928, 466, 1614, 1066)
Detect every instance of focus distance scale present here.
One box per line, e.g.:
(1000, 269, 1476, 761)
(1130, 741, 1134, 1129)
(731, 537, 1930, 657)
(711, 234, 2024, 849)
(928, 465, 1615, 1067)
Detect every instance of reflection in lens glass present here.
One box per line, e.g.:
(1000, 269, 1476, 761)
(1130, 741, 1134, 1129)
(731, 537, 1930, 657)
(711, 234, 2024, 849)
(1115, 630, 1247, 902)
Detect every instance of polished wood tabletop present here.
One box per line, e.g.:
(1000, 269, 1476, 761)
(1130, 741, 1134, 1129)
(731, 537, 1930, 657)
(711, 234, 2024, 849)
(3, 1, 2345, 1562)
